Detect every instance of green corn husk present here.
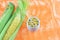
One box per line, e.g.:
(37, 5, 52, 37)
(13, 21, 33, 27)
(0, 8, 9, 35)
(2, 7, 21, 40)
(0, 2, 14, 33)
(9, 0, 28, 40)
(0, 7, 20, 40)
(0, 8, 18, 40)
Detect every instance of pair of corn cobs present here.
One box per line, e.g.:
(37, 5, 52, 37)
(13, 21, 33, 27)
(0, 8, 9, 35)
(0, 0, 28, 40)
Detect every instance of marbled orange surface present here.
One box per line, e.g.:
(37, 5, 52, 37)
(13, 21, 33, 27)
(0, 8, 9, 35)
(0, 0, 60, 40)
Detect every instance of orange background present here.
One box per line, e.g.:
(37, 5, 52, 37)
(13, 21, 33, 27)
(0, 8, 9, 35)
(0, 0, 60, 40)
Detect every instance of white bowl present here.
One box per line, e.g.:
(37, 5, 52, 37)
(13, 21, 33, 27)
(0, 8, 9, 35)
(27, 16, 40, 32)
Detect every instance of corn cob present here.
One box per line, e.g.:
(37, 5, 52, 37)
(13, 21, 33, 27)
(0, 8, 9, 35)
(0, 2, 14, 33)
(3, 7, 21, 40)
(0, 7, 19, 40)
(9, 0, 28, 40)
